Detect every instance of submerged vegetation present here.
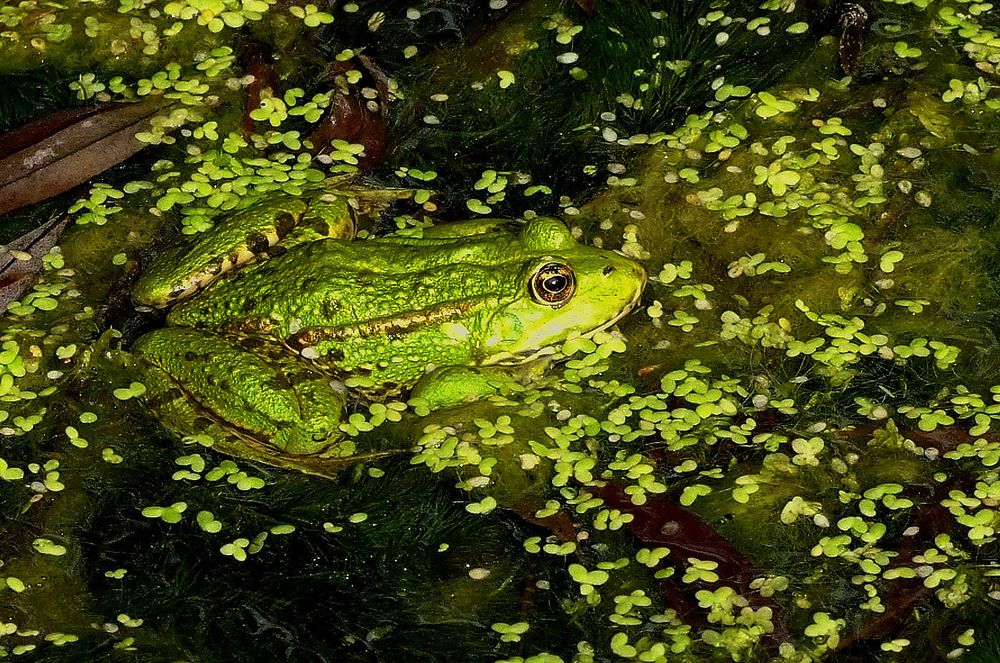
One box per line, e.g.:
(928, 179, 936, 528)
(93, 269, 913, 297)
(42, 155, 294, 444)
(1, 0, 1000, 661)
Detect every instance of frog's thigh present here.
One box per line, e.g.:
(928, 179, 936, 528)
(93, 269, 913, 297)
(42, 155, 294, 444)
(133, 328, 345, 454)
(410, 366, 518, 410)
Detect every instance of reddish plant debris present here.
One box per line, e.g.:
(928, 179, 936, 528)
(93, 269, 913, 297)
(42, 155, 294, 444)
(309, 54, 390, 170)
(510, 494, 580, 543)
(594, 481, 790, 644)
(240, 38, 280, 138)
(596, 482, 755, 584)
(837, 480, 960, 652)
(0, 214, 67, 312)
(837, 3, 870, 77)
(238, 45, 391, 171)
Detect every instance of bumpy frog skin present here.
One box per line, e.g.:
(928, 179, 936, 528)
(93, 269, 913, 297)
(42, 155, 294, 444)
(132, 188, 646, 474)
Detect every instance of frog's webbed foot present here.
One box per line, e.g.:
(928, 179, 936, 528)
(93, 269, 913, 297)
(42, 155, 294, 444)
(133, 328, 362, 474)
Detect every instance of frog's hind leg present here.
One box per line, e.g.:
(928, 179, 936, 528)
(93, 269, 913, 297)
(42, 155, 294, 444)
(276, 192, 359, 248)
(276, 186, 415, 248)
(133, 328, 359, 476)
(133, 192, 358, 308)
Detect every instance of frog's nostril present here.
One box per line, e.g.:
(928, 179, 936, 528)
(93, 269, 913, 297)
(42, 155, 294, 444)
(603, 265, 615, 276)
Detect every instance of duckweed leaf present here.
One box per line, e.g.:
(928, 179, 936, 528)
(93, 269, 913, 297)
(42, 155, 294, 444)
(220, 538, 250, 561)
(32, 538, 67, 556)
(196, 510, 222, 533)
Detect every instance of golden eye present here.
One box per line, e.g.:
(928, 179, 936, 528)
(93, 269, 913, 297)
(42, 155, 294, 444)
(530, 263, 575, 307)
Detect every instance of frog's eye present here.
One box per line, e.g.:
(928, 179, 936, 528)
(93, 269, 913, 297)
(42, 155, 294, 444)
(530, 263, 575, 307)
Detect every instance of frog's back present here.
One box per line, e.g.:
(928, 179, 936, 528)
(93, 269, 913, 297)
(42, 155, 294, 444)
(166, 235, 522, 337)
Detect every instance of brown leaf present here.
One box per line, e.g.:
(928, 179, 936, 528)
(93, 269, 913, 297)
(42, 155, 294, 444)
(509, 495, 579, 542)
(839, 421, 992, 454)
(836, 479, 960, 652)
(309, 55, 390, 170)
(0, 214, 67, 312)
(595, 482, 755, 582)
(240, 38, 280, 137)
(0, 105, 106, 162)
(574, 0, 596, 14)
(0, 96, 174, 217)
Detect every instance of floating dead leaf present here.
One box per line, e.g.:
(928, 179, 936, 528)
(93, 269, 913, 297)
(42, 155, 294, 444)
(839, 420, 990, 454)
(238, 43, 390, 170)
(0, 106, 107, 162)
(637, 363, 664, 378)
(0, 96, 174, 217)
(596, 482, 755, 582)
(574, 0, 596, 14)
(509, 494, 579, 542)
(0, 214, 67, 312)
(595, 481, 789, 644)
(837, 479, 960, 652)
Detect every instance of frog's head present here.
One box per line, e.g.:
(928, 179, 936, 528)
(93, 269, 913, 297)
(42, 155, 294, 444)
(476, 218, 646, 365)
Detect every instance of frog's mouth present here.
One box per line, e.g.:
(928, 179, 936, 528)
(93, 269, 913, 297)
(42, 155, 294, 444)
(484, 279, 646, 367)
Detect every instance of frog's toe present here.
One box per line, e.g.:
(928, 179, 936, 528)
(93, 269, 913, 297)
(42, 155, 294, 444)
(279, 433, 335, 456)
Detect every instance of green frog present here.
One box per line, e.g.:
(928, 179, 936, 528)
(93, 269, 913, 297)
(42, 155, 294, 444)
(131, 187, 646, 476)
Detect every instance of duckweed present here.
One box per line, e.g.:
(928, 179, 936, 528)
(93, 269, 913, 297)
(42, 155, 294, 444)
(31, 538, 67, 556)
(141, 502, 187, 524)
(219, 538, 250, 561)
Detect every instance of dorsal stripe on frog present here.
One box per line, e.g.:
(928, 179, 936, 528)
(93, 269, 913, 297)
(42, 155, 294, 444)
(289, 298, 482, 347)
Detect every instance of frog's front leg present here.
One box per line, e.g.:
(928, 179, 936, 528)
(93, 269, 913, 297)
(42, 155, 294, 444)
(410, 365, 529, 411)
(133, 328, 347, 459)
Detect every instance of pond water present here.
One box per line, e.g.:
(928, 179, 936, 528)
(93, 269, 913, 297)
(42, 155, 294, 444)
(2, 0, 1000, 661)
